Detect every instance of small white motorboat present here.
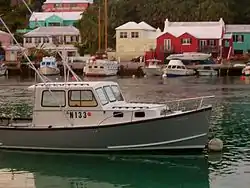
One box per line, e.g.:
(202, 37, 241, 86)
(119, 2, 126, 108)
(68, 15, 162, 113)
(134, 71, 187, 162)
(0, 63, 7, 76)
(166, 52, 212, 61)
(197, 66, 218, 76)
(242, 63, 250, 76)
(163, 60, 195, 77)
(38, 56, 60, 76)
(83, 53, 119, 77)
(142, 59, 163, 76)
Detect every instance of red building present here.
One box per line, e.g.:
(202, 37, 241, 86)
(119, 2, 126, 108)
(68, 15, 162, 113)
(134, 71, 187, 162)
(154, 18, 233, 62)
(42, 0, 92, 12)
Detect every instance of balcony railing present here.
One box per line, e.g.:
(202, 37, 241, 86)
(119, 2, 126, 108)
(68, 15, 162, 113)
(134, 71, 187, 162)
(198, 46, 219, 53)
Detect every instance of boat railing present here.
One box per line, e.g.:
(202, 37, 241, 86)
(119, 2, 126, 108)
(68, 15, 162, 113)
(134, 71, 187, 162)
(164, 95, 215, 111)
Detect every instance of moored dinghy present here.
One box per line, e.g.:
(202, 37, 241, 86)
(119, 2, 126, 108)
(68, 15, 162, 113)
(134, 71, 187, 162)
(0, 81, 214, 153)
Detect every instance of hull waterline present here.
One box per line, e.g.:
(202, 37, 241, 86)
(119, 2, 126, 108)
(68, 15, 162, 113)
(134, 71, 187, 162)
(0, 106, 212, 154)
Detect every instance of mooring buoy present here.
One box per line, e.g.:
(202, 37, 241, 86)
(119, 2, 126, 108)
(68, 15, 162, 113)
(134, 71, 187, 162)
(144, 75, 147, 78)
(132, 75, 136, 78)
(208, 138, 223, 152)
(162, 73, 167, 78)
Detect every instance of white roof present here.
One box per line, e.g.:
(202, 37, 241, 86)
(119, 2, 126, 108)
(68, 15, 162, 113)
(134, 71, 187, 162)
(28, 81, 119, 90)
(29, 12, 82, 21)
(116, 21, 156, 30)
(24, 26, 79, 37)
(44, 0, 93, 3)
(162, 18, 224, 39)
(0, 30, 10, 35)
(226, 25, 250, 33)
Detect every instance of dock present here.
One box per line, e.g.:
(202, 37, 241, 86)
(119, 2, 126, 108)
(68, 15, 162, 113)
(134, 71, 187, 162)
(4, 61, 244, 77)
(4, 61, 145, 77)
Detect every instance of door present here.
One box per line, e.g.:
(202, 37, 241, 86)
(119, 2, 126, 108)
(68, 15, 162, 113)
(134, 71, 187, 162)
(199, 40, 207, 51)
(164, 39, 171, 51)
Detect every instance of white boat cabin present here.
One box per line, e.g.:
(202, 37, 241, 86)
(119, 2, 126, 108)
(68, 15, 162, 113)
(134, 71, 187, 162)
(28, 81, 168, 127)
(166, 60, 187, 70)
(146, 59, 162, 68)
(40, 57, 57, 68)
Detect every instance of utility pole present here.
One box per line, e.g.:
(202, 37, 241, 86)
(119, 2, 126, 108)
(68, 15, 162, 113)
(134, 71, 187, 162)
(104, 0, 108, 52)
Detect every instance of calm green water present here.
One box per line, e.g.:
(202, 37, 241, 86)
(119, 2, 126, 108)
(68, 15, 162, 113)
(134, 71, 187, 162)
(0, 75, 250, 188)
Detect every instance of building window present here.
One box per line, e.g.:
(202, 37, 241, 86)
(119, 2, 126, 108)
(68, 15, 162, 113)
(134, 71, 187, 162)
(163, 39, 171, 51)
(25, 37, 32, 43)
(54, 3, 62, 7)
(43, 37, 49, 43)
(119, 32, 127, 38)
(34, 38, 41, 44)
(68, 90, 98, 107)
(41, 90, 66, 107)
(209, 40, 215, 46)
(233, 35, 244, 42)
(71, 36, 77, 42)
(181, 38, 191, 45)
(131, 32, 139, 38)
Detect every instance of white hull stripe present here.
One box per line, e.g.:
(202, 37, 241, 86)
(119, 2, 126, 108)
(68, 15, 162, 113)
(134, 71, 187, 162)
(107, 133, 207, 149)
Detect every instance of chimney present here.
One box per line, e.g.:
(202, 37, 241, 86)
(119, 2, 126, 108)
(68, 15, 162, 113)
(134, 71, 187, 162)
(164, 18, 169, 32)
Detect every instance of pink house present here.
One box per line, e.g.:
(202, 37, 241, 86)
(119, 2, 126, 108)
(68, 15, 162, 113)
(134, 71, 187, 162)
(42, 0, 93, 12)
(0, 30, 12, 47)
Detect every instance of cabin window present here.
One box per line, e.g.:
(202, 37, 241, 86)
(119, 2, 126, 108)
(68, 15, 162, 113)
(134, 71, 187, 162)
(68, 90, 97, 107)
(131, 32, 139, 38)
(41, 90, 66, 107)
(177, 66, 181, 69)
(120, 32, 127, 38)
(46, 62, 50, 66)
(233, 35, 244, 42)
(111, 85, 124, 101)
(95, 88, 109, 105)
(94, 66, 98, 68)
(113, 112, 124, 117)
(41, 62, 45, 66)
(103, 86, 116, 102)
(134, 111, 145, 118)
(181, 38, 191, 45)
(89, 66, 92, 68)
(100, 66, 104, 69)
(171, 65, 176, 69)
(181, 66, 185, 69)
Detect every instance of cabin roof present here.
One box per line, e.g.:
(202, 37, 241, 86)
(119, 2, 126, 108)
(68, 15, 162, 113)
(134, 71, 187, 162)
(29, 12, 82, 21)
(28, 81, 119, 90)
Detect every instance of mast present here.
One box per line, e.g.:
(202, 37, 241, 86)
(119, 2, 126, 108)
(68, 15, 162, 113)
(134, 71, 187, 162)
(98, 5, 101, 51)
(104, 0, 108, 52)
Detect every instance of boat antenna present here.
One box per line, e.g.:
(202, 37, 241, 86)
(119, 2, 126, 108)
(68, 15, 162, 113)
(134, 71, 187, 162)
(20, 0, 82, 82)
(0, 15, 74, 126)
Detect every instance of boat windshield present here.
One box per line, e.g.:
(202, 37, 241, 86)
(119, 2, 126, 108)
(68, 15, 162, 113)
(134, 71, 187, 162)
(95, 87, 109, 105)
(111, 85, 124, 101)
(103, 86, 116, 102)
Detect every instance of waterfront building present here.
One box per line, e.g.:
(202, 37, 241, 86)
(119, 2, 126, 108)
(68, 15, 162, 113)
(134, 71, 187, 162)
(23, 26, 81, 57)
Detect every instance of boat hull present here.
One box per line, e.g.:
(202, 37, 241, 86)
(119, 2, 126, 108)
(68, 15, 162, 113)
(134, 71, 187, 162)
(142, 67, 162, 76)
(38, 67, 60, 76)
(0, 68, 7, 76)
(0, 107, 212, 153)
(197, 70, 218, 76)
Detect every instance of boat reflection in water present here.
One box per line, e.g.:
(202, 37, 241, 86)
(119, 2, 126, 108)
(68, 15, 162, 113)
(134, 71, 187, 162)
(0, 151, 209, 188)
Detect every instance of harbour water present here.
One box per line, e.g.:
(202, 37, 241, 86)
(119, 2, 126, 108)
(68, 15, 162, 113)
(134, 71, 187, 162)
(0, 75, 250, 188)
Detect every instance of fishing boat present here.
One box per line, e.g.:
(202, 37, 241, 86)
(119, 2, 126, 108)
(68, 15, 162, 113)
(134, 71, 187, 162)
(197, 66, 218, 76)
(38, 56, 60, 76)
(83, 53, 119, 77)
(0, 81, 213, 153)
(163, 60, 195, 77)
(0, 63, 7, 76)
(142, 59, 163, 76)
